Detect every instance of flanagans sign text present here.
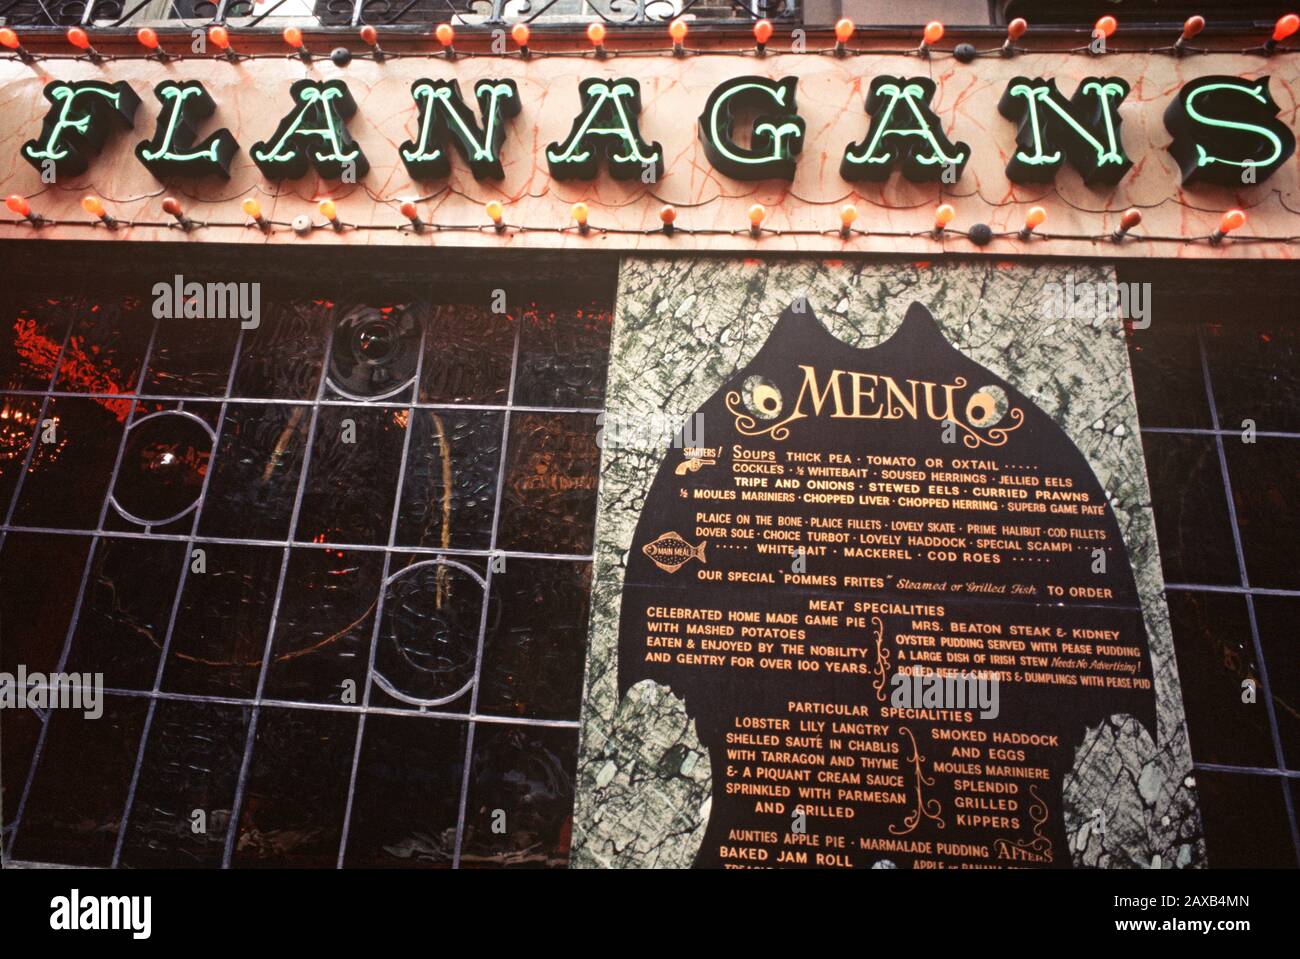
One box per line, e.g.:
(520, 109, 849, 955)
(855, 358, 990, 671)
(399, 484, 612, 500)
(18, 70, 1296, 189)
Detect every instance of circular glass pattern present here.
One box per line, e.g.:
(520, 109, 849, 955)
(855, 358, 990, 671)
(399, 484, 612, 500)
(327, 303, 421, 400)
(112, 411, 213, 524)
(373, 559, 485, 707)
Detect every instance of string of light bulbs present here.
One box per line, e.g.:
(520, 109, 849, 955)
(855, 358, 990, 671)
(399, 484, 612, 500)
(2, 193, 1272, 247)
(2, 14, 1299, 65)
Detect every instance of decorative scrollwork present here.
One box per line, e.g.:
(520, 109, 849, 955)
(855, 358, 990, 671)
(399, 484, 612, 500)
(992, 785, 1054, 864)
(870, 615, 891, 702)
(724, 389, 797, 442)
(889, 726, 945, 836)
(960, 405, 1025, 449)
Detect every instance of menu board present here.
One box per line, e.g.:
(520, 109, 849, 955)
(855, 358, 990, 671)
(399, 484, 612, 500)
(617, 301, 1157, 868)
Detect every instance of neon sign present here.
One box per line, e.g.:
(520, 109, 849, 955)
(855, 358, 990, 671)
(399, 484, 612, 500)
(698, 77, 805, 181)
(841, 77, 969, 182)
(22, 80, 140, 179)
(136, 81, 239, 179)
(14, 71, 1300, 190)
(998, 77, 1132, 186)
(400, 78, 520, 181)
(546, 77, 663, 181)
(1164, 76, 1296, 186)
(252, 79, 370, 180)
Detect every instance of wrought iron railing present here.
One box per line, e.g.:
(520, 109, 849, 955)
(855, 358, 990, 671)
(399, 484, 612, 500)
(0, 0, 798, 28)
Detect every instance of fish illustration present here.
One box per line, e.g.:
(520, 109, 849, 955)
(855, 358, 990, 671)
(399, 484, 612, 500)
(642, 532, 707, 573)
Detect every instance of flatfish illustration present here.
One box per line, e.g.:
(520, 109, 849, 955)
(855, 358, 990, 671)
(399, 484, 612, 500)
(642, 532, 707, 574)
(617, 300, 1158, 869)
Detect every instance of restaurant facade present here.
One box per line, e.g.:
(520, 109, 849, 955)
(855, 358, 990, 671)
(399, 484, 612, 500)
(0, 1, 1297, 870)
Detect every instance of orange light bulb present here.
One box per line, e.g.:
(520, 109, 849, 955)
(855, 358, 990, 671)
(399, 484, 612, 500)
(512, 23, 530, 47)
(1182, 16, 1205, 40)
(748, 204, 765, 226)
(399, 201, 418, 219)
(1219, 209, 1246, 233)
(1112, 207, 1142, 239)
(208, 26, 230, 50)
(359, 24, 377, 45)
(669, 18, 688, 43)
(840, 204, 859, 228)
(660, 204, 676, 225)
(0, 28, 20, 51)
(283, 27, 303, 49)
(1094, 16, 1117, 39)
(162, 197, 182, 217)
(486, 200, 504, 223)
(834, 18, 854, 43)
(435, 24, 455, 46)
(572, 202, 589, 225)
(934, 203, 955, 228)
(587, 23, 605, 47)
(81, 195, 105, 217)
(1025, 206, 1046, 229)
(1275, 14, 1300, 42)
(754, 20, 773, 45)
(242, 198, 262, 219)
(319, 199, 337, 221)
(923, 21, 944, 45)
(66, 27, 90, 51)
(136, 27, 159, 50)
(1007, 18, 1028, 41)
(7, 194, 30, 217)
